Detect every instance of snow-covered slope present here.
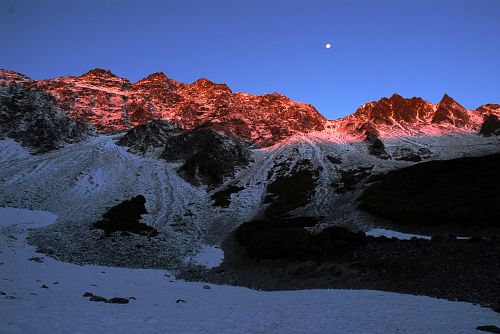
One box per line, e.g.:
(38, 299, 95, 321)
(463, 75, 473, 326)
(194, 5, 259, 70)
(204, 128, 500, 242)
(0, 136, 211, 267)
(1, 126, 499, 266)
(1, 207, 498, 334)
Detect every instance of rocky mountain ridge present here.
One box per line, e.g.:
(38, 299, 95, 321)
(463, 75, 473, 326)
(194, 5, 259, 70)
(330, 93, 499, 140)
(3, 68, 498, 148)
(15, 69, 325, 147)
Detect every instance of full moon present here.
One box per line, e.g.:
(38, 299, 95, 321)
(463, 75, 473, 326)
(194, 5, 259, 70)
(325, 43, 331, 49)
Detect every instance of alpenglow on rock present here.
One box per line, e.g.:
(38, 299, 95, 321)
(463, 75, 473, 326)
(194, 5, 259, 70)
(330, 93, 498, 139)
(18, 69, 327, 147)
(2, 68, 499, 148)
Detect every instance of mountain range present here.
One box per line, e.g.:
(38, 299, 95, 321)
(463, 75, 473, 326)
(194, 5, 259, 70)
(2, 68, 499, 148)
(0, 67, 499, 269)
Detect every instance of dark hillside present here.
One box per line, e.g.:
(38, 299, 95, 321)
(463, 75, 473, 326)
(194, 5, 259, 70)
(359, 154, 500, 227)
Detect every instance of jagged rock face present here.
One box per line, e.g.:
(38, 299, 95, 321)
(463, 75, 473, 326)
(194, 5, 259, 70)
(126, 72, 184, 126)
(12, 69, 326, 147)
(431, 94, 470, 127)
(333, 94, 434, 137)
(30, 69, 131, 132)
(117, 120, 182, 154)
(210, 92, 326, 147)
(127, 75, 326, 146)
(331, 93, 498, 138)
(364, 132, 390, 160)
(477, 104, 500, 137)
(0, 70, 32, 86)
(160, 128, 251, 187)
(353, 94, 435, 125)
(476, 104, 500, 115)
(3, 68, 499, 147)
(0, 79, 91, 153)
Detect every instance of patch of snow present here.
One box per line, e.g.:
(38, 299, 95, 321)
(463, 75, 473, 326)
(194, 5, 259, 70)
(366, 228, 470, 240)
(0, 207, 57, 229)
(189, 245, 224, 269)
(0, 139, 32, 163)
(366, 228, 432, 240)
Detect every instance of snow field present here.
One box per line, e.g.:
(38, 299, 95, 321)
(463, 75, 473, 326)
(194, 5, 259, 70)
(1, 207, 499, 334)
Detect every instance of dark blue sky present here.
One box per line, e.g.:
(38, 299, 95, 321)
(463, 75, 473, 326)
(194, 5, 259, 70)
(1, 0, 499, 119)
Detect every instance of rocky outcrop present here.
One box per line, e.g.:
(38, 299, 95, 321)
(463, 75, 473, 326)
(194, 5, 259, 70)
(264, 159, 320, 217)
(392, 147, 425, 162)
(93, 195, 158, 237)
(0, 75, 91, 153)
(479, 114, 500, 137)
(476, 325, 500, 333)
(117, 120, 181, 154)
(332, 166, 373, 193)
(160, 128, 252, 187)
(364, 132, 390, 159)
(235, 216, 367, 259)
(117, 120, 253, 187)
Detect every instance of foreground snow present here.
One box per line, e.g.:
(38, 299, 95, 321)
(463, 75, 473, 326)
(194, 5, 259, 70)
(1, 208, 498, 334)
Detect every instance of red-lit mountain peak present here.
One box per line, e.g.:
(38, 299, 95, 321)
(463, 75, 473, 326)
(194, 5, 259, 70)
(0, 69, 32, 86)
(359, 94, 434, 125)
(133, 72, 181, 90)
(80, 68, 119, 79)
(190, 77, 232, 92)
(431, 93, 471, 127)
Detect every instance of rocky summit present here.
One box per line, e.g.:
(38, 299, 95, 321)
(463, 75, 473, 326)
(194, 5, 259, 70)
(330, 93, 499, 139)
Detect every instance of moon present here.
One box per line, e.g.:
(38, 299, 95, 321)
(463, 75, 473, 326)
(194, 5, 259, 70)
(325, 43, 331, 49)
